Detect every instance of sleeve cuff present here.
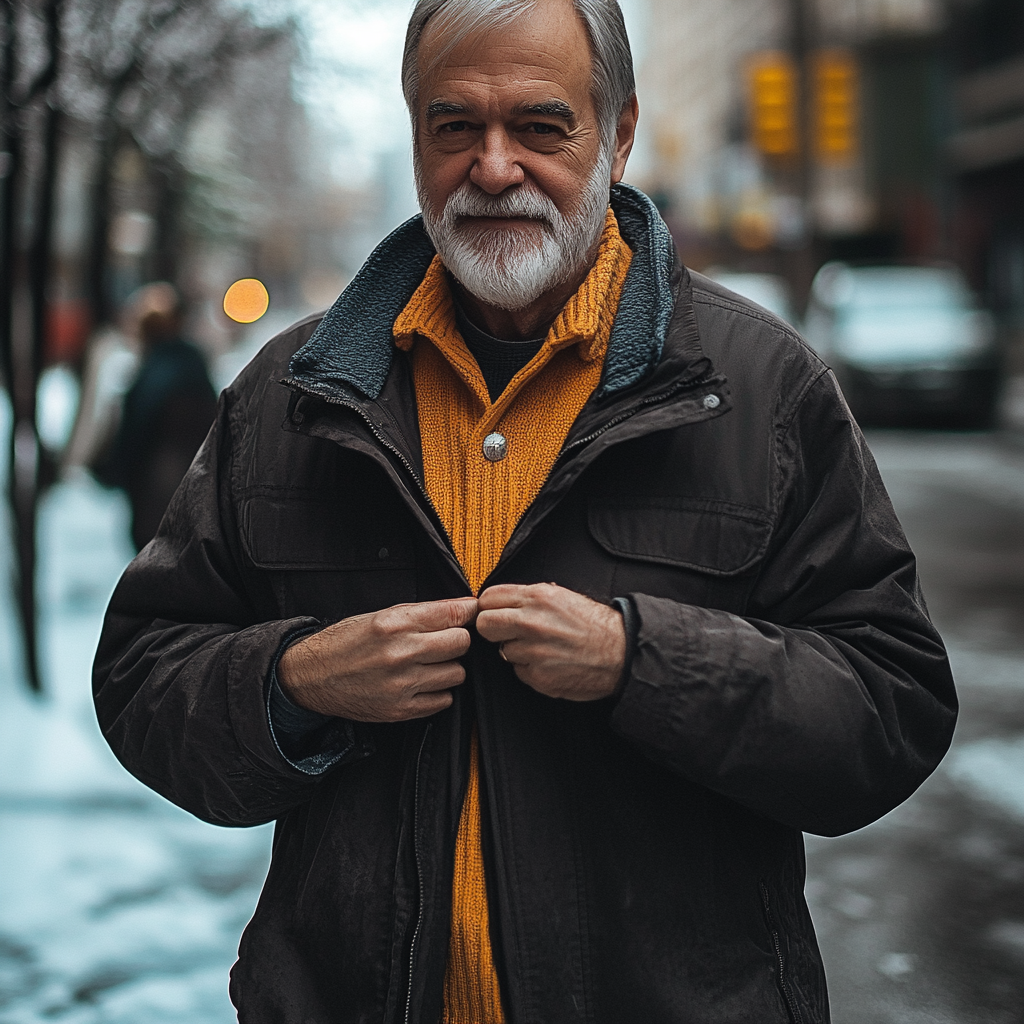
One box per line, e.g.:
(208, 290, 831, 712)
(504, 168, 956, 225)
(266, 627, 360, 776)
(269, 669, 333, 738)
(610, 595, 639, 699)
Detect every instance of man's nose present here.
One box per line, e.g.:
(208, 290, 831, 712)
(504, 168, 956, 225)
(468, 128, 525, 194)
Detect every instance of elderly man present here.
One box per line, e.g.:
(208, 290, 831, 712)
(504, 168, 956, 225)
(93, 0, 956, 1020)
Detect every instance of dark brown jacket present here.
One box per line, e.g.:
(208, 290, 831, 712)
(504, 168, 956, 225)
(94, 186, 956, 1024)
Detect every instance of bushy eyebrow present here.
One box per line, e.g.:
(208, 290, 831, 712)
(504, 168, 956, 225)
(516, 100, 575, 123)
(423, 99, 576, 124)
(425, 101, 468, 121)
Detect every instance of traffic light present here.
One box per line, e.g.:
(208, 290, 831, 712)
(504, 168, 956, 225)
(813, 49, 860, 163)
(747, 52, 799, 159)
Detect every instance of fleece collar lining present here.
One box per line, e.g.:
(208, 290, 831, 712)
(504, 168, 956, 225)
(288, 183, 677, 401)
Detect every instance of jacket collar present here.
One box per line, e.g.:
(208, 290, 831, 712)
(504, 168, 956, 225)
(288, 183, 680, 402)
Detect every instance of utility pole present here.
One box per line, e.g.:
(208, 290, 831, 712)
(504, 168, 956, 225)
(787, 0, 817, 312)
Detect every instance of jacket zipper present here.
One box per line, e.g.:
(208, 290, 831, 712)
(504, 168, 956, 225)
(759, 881, 803, 1024)
(287, 380, 465, 1022)
(404, 723, 431, 1024)
(286, 379, 438, 515)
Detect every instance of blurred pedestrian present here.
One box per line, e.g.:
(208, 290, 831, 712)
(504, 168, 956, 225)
(96, 283, 217, 551)
(63, 324, 139, 478)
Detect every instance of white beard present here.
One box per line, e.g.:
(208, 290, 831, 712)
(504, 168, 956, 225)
(416, 151, 612, 312)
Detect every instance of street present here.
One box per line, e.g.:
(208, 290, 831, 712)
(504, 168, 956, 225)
(1, 427, 1024, 1023)
(807, 431, 1024, 1024)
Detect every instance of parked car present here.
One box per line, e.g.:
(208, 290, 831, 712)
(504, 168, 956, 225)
(804, 262, 1000, 427)
(703, 269, 800, 330)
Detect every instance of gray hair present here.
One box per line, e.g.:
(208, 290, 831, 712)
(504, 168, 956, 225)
(401, 0, 635, 142)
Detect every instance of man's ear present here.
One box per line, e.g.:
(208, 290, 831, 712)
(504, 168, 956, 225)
(610, 94, 639, 185)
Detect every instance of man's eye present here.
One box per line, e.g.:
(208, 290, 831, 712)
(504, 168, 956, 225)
(440, 121, 469, 133)
(528, 123, 559, 135)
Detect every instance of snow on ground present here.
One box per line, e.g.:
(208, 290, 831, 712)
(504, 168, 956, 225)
(0, 392, 271, 1024)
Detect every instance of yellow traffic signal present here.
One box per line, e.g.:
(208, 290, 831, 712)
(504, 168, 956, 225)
(747, 52, 799, 159)
(814, 49, 860, 163)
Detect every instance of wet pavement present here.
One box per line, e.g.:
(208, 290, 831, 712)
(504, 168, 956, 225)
(1, 425, 1023, 1023)
(807, 432, 1024, 1024)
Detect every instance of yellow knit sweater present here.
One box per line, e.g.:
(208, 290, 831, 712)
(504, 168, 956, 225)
(394, 209, 632, 1024)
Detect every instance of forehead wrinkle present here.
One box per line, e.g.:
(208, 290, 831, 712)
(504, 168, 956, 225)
(419, 61, 586, 118)
(428, 50, 574, 82)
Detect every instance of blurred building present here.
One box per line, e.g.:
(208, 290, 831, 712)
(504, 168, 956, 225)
(947, 0, 1024, 370)
(634, 0, 951, 299)
(634, 0, 787, 239)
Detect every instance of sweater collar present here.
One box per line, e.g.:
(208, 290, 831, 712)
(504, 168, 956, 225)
(289, 183, 679, 401)
(392, 208, 631, 416)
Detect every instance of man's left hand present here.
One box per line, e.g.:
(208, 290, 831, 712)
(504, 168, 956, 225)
(476, 583, 626, 701)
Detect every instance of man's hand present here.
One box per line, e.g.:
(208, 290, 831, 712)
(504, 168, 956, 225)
(278, 598, 478, 722)
(476, 584, 626, 701)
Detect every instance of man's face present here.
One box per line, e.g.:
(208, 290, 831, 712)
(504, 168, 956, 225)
(413, 0, 626, 311)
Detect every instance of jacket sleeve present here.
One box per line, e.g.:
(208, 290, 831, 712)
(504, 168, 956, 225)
(92, 386, 363, 827)
(610, 369, 957, 837)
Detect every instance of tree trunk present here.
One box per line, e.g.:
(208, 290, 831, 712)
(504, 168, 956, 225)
(85, 129, 118, 329)
(152, 157, 184, 285)
(0, 0, 17, 398)
(5, 0, 63, 694)
(1, 2, 39, 691)
(12, 100, 62, 694)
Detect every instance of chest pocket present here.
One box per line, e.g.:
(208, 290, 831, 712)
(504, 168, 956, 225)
(241, 496, 415, 570)
(587, 496, 772, 577)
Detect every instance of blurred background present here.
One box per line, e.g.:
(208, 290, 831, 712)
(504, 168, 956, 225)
(2, 0, 1024, 1020)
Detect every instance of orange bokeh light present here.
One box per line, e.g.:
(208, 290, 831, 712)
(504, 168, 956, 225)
(223, 278, 270, 323)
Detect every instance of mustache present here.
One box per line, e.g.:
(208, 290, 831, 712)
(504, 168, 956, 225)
(442, 184, 560, 228)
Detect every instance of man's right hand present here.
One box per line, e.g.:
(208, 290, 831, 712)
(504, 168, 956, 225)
(277, 598, 478, 722)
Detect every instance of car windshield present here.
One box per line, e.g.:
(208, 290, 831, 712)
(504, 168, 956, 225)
(828, 268, 988, 365)
(839, 269, 969, 312)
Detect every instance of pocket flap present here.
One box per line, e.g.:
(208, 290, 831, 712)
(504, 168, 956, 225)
(588, 497, 771, 576)
(241, 496, 414, 570)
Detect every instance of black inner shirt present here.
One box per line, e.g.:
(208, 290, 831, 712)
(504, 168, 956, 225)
(454, 303, 545, 404)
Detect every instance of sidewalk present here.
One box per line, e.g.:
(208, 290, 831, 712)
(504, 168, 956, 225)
(0, 400, 271, 1023)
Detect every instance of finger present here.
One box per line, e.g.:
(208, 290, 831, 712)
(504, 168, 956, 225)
(475, 607, 529, 643)
(400, 597, 479, 632)
(411, 660, 467, 692)
(477, 584, 536, 611)
(405, 691, 455, 718)
(414, 626, 472, 663)
(496, 639, 527, 665)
